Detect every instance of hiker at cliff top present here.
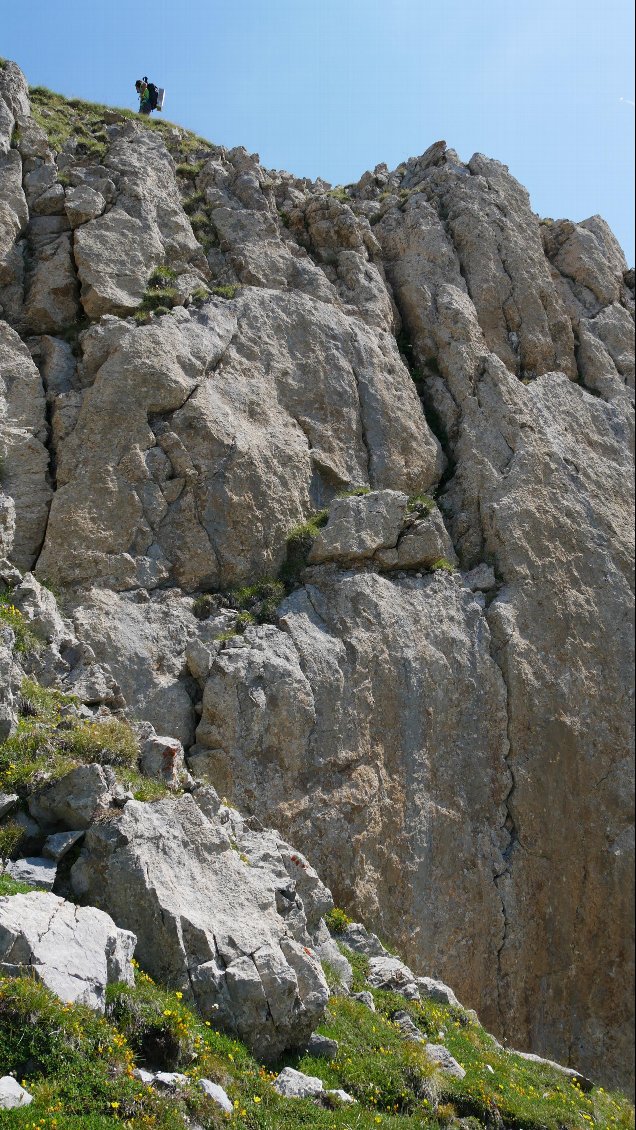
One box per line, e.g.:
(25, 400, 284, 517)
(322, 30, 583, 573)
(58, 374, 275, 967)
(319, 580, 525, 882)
(135, 77, 158, 115)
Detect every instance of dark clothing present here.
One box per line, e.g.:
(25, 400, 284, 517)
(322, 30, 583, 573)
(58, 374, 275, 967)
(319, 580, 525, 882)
(138, 83, 151, 114)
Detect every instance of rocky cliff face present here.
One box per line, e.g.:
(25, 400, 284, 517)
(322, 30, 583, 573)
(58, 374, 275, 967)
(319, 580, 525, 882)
(0, 61, 633, 1091)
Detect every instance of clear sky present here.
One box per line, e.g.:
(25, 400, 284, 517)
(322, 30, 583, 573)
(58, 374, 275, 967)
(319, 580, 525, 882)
(2, 0, 634, 261)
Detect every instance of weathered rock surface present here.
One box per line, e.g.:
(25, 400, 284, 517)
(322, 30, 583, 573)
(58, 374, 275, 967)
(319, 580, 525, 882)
(70, 794, 330, 1059)
(0, 892, 135, 1010)
(0, 627, 22, 740)
(0, 60, 633, 1091)
(6, 856, 57, 889)
(192, 573, 511, 1037)
(35, 290, 440, 593)
(0, 324, 52, 570)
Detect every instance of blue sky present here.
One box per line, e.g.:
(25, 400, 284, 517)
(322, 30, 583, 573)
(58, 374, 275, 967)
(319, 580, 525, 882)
(2, 0, 634, 261)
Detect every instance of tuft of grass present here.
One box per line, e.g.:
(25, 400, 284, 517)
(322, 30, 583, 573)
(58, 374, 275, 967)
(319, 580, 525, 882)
(0, 592, 41, 654)
(337, 486, 370, 499)
(0, 676, 170, 802)
(328, 187, 350, 203)
(176, 160, 206, 179)
(211, 284, 241, 300)
(325, 907, 353, 934)
(134, 268, 180, 321)
(183, 191, 206, 216)
(191, 286, 209, 303)
(227, 579, 286, 625)
(407, 493, 436, 514)
(0, 871, 37, 895)
(148, 264, 177, 285)
(279, 510, 329, 588)
(430, 558, 456, 574)
(0, 820, 26, 861)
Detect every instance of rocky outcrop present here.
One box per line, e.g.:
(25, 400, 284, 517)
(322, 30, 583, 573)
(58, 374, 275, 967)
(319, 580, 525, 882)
(0, 60, 633, 1091)
(0, 891, 135, 1010)
(71, 793, 330, 1060)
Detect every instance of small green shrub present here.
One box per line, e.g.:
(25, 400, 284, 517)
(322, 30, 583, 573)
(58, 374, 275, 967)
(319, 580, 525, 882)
(407, 493, 436, 514)
(0, 820, 26, 860)
(227, 579, 286, 625)
(0, 593, 40, 654)
(328, 187, 350, 203)
(0, 871, 36, 895)
(212, 284, 241, 300)
(280, 510, 329, 588)
(430, 558, 456, 573)
(191, 286, 209, 303)
(325, 907, 353, 934)
(192, 593, 217, 620)
(183, 191, 206, 216)
(148, 265, 177, 285)
(235, 610, 255, 633)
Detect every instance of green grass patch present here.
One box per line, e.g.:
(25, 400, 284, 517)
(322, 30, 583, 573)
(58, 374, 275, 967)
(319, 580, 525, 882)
(0, 967, 633, 1130)
(0, 592, 40, 654)
(176, 159, 206, 179)
(0, 677, 169, 801)
(0, 870, 37, 895)
(212, 284, 241, 300)
(325, 907, 353, 934)
(407, 493, 436, 514)
(328, 187, 350, 203)
(279, 510, 329, 588)
(0, 820, 27, 861)
(429, 558, 456, 573)
(183, 190, 206, 215)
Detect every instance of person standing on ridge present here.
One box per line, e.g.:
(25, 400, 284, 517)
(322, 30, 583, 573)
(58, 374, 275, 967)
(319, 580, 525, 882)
(135, 78, 152, 115)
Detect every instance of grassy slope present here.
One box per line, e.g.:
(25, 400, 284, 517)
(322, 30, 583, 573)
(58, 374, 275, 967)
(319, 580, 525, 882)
(0, 952, 632, 1130)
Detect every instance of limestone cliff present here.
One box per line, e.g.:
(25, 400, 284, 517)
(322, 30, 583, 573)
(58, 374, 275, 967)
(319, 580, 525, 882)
(0, 60, 633, 1093)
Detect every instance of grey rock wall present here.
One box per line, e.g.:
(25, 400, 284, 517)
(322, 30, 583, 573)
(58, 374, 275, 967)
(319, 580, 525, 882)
(0, 62, 633, 1090)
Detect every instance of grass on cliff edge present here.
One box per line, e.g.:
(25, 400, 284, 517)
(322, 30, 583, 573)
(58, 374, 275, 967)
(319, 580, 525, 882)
(0, 677, 169, 808)
(0, 957, 632, 1130)
(29, 85, 214, 161)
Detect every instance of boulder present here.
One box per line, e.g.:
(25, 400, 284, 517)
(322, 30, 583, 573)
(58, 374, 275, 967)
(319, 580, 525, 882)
(352, 991, 376, 1011)
(392, 1009, 426, 1042)
(28, 763, 118, 830)
(424, 1043, 466, 1078)
(394, 509, 458, 569)
(70, 794, 329, 1060)
(12, 572, 67, 643)
(307, 1033, 339, 1059)
(308, 490, 408, 564)
(42, 829, 85, 861)
(139, 732, 186, 787)
(6, 856, 57, 890)
(272, 1067, 325, 1099)
(0, 1076, 33, 1109)
(199, 1079, 233, 1112)
(367, 956, 420, 999)
(0, 792, 18, 820)
(0, 892, 135, 1010)
(509, 1049, 594, 1093)
(417, 976, 461, 1008)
